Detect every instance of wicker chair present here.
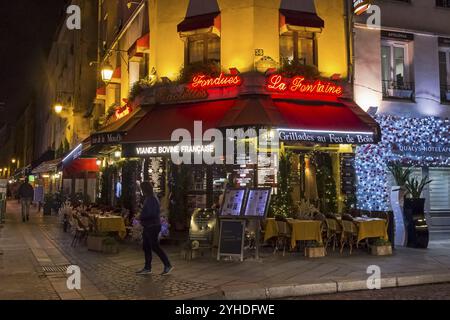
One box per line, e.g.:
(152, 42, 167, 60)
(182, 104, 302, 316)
(325, 218, 342, 252)
(274, 220, 292, 256)
(71, 215, 89, 248)
(340, 220, 359, 255)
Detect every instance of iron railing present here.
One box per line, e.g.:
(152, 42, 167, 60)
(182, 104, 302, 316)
(382, 80, 415, 100)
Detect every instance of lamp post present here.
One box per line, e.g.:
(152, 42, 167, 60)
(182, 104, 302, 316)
(101, 61, 114, 83)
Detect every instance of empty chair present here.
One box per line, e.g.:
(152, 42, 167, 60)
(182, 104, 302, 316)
(274, 220, 292, 256)
(340, 220, 359, 255)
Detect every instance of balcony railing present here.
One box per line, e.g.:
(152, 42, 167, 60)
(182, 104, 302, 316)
(441, 85, 450, 103)
(382, 80, 415, 100)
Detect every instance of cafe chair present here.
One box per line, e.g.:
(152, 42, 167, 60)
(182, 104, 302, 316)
(71, 215, 89, 248)
(340, 220, 358, 255)
(325, 218, 342, 252)
(274, 220, 292, 256)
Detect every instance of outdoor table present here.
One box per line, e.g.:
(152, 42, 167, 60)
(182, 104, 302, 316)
(353, 217, 388, 244)
(289, 220, 322, 249)
(264, 218, 323, 249)
(95, 215, 127, 239)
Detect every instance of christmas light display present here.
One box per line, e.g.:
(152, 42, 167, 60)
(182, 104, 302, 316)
(355, 115, 450, 211)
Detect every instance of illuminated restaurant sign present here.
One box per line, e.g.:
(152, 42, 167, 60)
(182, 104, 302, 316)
(190, 73, 243, 89)
(353, 0, 371, 15)
(278, 129, 375, 145)
(123, 143, 215, 157)
(267, 74, 343, 97)
(115, 105, 132, 120)
(91, 131, 126, 145)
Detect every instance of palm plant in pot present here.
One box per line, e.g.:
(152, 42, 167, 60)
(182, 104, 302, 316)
(404, 175, 432, 248)
(387, 163, 411, 247)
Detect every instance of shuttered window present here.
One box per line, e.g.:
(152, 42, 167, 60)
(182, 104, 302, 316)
(429, 168, 450, 212)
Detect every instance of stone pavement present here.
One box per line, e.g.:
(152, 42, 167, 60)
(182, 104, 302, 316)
(2, 200, 450, 300)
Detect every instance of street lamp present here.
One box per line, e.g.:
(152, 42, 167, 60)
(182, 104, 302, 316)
(101, 61, 114, 83)
(11, 159, 16, 164)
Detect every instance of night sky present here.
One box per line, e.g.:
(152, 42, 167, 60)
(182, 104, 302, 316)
(0, 1, 68, 126)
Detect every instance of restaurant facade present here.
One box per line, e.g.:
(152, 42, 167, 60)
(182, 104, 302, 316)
(72, 0, 382, 227)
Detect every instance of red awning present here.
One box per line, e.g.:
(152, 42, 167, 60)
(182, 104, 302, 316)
(123, 99, 236, 143)
(219, 95, 287, 128)
(63, 158, 99, 177)
(177, 12, 221, 33)
(122, 97, 380, 144)
(280, 9, 324, 29)
(274, 99, 374, 133)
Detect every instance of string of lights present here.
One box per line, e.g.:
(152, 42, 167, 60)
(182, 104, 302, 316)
(355, 115, 450, 211)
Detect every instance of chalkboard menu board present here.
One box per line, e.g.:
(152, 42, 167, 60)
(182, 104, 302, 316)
(220, 188, 247, 217)
(340, 153, 356, 195)
(244, 188, 271, 218)
(217, 220, 245, 261)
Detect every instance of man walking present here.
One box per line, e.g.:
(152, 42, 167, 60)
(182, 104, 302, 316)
(136, 181, 173, 276)
(18, 177, 34, 222)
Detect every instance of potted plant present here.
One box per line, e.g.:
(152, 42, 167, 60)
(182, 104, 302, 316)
(304, 241, 326, 258)
(370, 238, 393, 256)
(387, 163, 411, 247)
(102, 237, 119, 254)
(43, 193, 54, 216)
(404, 175, 432, 248)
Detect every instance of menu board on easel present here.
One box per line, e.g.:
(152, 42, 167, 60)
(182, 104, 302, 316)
(244, 188, 271, 219)
(219, 188, 247, 217)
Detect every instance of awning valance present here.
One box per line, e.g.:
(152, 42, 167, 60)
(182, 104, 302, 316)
(128, 33, 150, 58)
(280, 9, 324, 29)
(177, 12, 221, 33)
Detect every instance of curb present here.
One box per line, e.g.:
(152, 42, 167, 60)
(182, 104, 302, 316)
(220, 272, 450, 300)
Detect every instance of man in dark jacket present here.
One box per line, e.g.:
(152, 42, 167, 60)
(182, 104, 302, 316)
(136, 181, 173, 275)
(18, 177, 34, 222)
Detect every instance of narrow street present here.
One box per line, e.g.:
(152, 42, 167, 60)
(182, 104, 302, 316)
(0, 201, 217, 300)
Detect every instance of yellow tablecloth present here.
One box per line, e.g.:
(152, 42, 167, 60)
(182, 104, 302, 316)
(96, 216, 127, 239)
(290, 220, 322, 249)
(264, 219, 322, 249)
(354, 219, 388, 243)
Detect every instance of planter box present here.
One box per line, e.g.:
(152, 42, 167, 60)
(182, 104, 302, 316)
(371, 245, 392, 256)
(87, 236, 105, 252)
(102, 244, 119, 254)
(305, 247, 326, 258)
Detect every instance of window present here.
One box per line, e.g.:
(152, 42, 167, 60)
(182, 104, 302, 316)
(381, 41, 414, 99)
(439, 49, 450, 102)
(187, 34, 220, 65)
(429, 168, 450, 212)
(436, 0, 450, 8)
(280, 31, 315, 66)
(139, 54, 149, 80)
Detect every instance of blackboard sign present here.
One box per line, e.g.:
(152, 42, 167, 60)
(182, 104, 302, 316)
(217, 220, 245, 261)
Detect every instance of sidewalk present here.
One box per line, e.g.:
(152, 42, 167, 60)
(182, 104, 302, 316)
(2, 200, 450, 300)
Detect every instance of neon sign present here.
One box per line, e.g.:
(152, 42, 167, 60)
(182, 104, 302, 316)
(267, 74, 343, 97)
(353, 0, 371, 15)
(190, 73, 242, 89)
(115, 105, 132, 120)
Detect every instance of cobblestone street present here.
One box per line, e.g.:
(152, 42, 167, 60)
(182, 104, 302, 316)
(3, 200, 450, 300)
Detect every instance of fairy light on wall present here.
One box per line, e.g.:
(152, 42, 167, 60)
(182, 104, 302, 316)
(355, 115, 450, 211)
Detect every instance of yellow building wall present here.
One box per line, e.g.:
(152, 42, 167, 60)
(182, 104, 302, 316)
(149, 0, 189, 81)
(146, 0, 348, 80)
(315, 0, 348, 78)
